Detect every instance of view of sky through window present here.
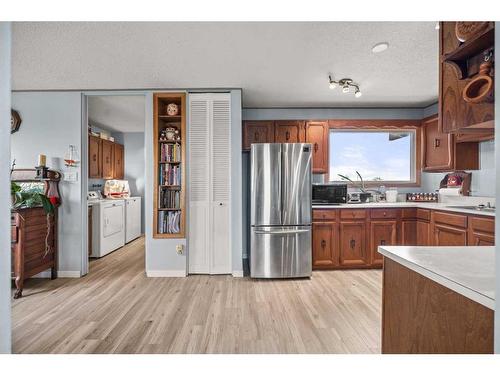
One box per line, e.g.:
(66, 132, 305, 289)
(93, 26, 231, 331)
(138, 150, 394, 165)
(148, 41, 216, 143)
(329, 131, 412, 182)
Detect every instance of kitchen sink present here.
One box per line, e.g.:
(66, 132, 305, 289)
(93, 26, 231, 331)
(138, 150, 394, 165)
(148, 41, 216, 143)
(447, 205, 495, 212)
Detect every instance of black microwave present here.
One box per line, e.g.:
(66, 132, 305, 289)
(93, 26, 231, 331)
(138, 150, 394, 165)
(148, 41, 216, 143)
(312, 184, 348, 205)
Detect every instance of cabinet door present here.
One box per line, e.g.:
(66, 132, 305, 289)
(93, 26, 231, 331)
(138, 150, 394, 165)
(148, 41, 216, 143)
(422, 116, 453, 171)
(88, 136, 102, 178)
(370, 221, 397, 266)
(101, 140, 114, 179)
(274, 120, 304, 143)
(401, 219, 417, 246)
(416, 220, 430, 246)
(468, 216, 495, 246)
(305, 121, 328, 174)
(432, 223, 467, 246)
(113, 143, 124, 179)
(242, 121, 274, 150)
(339, 221, 368, 266)
(312, 222, 337, 269)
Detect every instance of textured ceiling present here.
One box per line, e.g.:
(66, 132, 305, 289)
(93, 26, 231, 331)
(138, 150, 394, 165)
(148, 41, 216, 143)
(12, 22, 438, 107)
(88, 95, 145, 133)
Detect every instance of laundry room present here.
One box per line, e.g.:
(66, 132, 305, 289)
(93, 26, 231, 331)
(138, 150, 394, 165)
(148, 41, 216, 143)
(86, 95, 146, 264)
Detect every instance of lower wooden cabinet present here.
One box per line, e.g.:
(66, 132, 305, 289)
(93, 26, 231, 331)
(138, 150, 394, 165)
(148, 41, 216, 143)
(339, 221, 368, 267)
(370, 220, 397, 266)
(312, 208, 494, 270)
(312, 222, 337, 268)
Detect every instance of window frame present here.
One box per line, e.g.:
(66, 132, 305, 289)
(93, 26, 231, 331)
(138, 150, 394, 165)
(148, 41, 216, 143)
(327, 120, 422, 188)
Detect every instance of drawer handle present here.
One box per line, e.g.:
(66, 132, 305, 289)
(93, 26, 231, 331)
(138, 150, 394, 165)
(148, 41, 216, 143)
(254, 132, 259, 141)
(285, 131, 290, 141)
(92, 155, 97, 161)
(383, 212, 387, 216)
(380, 239, 386, 246)
(434, 138, 440, 147)
(321, 239, 326, 248)
(350, 239, 356, 249)
(314, 143, 318, 152)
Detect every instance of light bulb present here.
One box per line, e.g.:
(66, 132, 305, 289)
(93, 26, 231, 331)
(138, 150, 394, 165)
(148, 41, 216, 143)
(329, 81, 336, 90)
(342, 86, 350, 93)
(355, 90, 362, 98)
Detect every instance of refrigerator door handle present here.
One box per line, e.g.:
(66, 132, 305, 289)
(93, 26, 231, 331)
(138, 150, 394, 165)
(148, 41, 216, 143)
(254, 229, 310, 235)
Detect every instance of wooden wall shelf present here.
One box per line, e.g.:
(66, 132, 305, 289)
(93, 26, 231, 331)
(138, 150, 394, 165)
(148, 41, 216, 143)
(153, 93, 186, 238)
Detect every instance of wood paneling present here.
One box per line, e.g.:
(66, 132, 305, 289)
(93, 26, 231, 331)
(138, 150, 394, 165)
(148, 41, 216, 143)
(370, 220, 397, 266)
(242, 121, 274, 150)
(382, 258, 493, 354)
(113, 143, 124, 179)
(339, 221, 368, 266)
(88, 135, 102, 178)
(274, 120, 305, 143)
(101, 139, 114, 179)
(312, 222, 337, 268)
(305, 121, 328, 174)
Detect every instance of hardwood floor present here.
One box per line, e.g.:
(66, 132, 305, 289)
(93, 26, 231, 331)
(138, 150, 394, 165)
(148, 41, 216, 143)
(12, 236, 382, 354)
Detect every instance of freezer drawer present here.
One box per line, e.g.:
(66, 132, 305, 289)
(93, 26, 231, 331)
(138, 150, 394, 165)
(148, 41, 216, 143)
(250, 226, 312, 278)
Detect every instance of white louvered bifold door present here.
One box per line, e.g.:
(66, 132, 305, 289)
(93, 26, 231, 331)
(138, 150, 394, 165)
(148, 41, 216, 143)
(188, 96, 210, 273)
(210, 95, 232, 274)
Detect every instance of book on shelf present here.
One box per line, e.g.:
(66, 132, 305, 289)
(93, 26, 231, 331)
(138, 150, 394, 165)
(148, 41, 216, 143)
(160, 143, 181, 162)
(158, 211, 181, 234)
(159, 164, 181, 185)
(159, 189, 181, 209)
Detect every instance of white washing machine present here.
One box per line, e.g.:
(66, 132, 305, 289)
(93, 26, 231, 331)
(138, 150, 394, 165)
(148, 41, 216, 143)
(124, 196, 142, 243)
(88, 194, 126, 258)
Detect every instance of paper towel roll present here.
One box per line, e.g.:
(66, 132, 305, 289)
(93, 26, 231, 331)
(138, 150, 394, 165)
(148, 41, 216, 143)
(439, 187, 461, 196)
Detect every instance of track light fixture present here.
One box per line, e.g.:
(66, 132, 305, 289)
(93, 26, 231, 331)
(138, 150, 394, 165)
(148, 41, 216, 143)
(328, 75, 362, 98)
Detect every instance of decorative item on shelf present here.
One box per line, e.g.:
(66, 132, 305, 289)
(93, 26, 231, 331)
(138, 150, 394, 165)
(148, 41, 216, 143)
(35, 154, 48, 179)
(455, 22, 489, 43)
(463, 51, 494, 104)
(11, 109, 22, 134)
(166, 103, 179, 116)
(164, 127, 177, 141)
(328, 75, 362, 98)
(64, 145, 80, 167)
(438, 171, 472, 196)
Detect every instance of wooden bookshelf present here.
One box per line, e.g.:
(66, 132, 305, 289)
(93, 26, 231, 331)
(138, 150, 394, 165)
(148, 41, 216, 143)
(153, 93, 186, 238)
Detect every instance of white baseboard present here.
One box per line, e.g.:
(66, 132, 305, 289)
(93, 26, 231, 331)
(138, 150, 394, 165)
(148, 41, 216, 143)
(232, 270, 244, 278)
(147, 270, 187, 278)
(57, 271, 81, 278)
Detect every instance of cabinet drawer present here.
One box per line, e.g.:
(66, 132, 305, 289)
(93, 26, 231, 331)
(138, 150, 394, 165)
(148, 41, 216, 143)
(469, 216, 495, 234)
(433, 211, 467, 228)
(313, 209, 337, 221)
(340, 209, 366, 220)
(416, 209, 431, 221)
(401, 208, 416, 219)
(370, 209, 398, 219)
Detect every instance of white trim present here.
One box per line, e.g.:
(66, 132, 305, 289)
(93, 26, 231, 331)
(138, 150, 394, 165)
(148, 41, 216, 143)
(147, 270, 187, 278)
(232, 270, 244, 278)
(57, 271, 81, 278)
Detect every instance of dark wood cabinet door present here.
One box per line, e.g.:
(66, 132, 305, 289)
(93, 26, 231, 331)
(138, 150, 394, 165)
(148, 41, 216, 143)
(88, 136, 102, 178)
(370, 220, 397, 266)
(242, 121, 274, 150)
(339, 221, 368, 266)
(416, 220, 430, 246)
(312, 222, 337, 268)
(101, 140, 114, 179)
(468, 216, 495, 246)
(422, 116, 453, 171)
(274, 121, 305, 143)
(432, 223, 467, 246)
(306, 121, 328, 174)
(113, 143, 124, 179)
(401, 219, 417, 246)
(469, 232, 494, 246)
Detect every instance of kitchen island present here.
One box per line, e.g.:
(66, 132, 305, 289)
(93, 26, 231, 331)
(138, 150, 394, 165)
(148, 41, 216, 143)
(378, 245, 494, 354)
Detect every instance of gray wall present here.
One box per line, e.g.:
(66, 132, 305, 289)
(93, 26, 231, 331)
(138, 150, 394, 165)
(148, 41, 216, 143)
(11, 92, 83, 276)
(0, 22, 12, 354)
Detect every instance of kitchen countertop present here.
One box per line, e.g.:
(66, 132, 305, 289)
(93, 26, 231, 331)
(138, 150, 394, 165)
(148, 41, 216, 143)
(312, 201, 495, 217)
(378, 245, 495, 309)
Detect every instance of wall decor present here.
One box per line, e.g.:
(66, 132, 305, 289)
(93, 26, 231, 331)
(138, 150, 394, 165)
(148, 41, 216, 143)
(11, 109, 22, 134)
(166, 103, 179, 116)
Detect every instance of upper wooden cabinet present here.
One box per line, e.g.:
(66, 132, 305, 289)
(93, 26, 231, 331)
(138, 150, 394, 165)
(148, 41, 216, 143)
(88, 135, 124, 180)
(305, 121, 329, 174)
(89, 135, 102, 178)
(421, 115, 479, 172)
(242, 121, 274, 150)
(439, 22, 494, 135)
(274, 120, 305, 143)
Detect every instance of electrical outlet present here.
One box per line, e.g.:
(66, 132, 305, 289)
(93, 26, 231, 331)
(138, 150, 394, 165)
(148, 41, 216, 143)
(176, 244, 184, 255)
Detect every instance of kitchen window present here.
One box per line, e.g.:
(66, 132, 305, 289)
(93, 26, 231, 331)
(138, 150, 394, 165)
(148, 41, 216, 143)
(328, 129, 417, 185)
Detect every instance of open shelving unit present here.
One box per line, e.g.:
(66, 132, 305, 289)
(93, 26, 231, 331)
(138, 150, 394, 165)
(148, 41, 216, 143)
(153, 92, 186, 238)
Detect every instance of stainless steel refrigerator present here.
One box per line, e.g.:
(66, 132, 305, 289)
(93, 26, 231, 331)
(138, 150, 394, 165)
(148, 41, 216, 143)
(250, 143, 312, 278)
